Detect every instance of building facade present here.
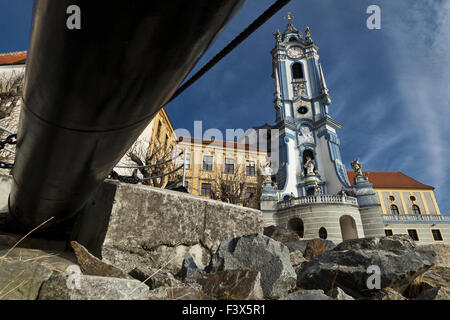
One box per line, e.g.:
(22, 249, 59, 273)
(176, 136, 267, 208)
(347, 171, 449, 244)
(259, 23, 450, 245)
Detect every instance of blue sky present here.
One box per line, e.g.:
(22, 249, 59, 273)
(1, 0, 449, 213)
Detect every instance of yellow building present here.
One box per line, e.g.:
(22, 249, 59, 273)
(347, 171, 448, 243)
(116, 108, 176, 183)
(176, 137, 268, 208)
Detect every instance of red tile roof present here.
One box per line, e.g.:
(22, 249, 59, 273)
(347, 171, 434, 190)
(0, 51, 27, 65)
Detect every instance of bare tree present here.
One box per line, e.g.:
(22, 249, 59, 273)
(0, 70, 24, 164)
(0, 71, 24, 119)
(209, 164, 263, 209)
(126, 140, 182, 188)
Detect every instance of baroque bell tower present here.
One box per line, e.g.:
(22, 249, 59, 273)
(270, 22, 351, 198)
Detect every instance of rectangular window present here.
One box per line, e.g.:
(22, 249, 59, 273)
(201, 183, 211, 197)
(246, 161, 256, 176)
(384, 229, 393, 237)
(431, 229, 443, 241)
(203, 155, 213, 171)
(246, 187, 256, 199)
(225, 158, 234, 173)
(407, 229, 419, 241)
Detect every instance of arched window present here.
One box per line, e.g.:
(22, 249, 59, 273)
(289, 36, 297, 42)
(292, 62, 304, 79)
(412, 205, 421, 215)
(390, 204, 399, 215)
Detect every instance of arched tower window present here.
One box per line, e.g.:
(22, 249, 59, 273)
(292, 62, 304, 79)
(289, 36, 297, 42)
(412, 205, 421, 215)
(390, 204, 399, 215)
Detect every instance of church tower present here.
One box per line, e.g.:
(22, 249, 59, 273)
(271, 22, 351, 198)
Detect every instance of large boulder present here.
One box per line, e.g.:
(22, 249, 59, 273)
(370, 288, 407, 300)
(416, 286, 450, 300)
(417, 244, 450, 267)
(0, 260, 53, 300)
(128, 267, 180, 290)
(297, 249, 435, 297)
(290, 250, 306, 267)
(208, 234, 296, 298)
(284, 239, 335, 254)
(178, 253, 206, 281)
(303, 239, 332, 260)
(38, 273, 151, 300)
(147, 283, 206, 300)
(333, 235, 416, 251)
(263, 226, 300, 243)
(405, 266, 450, 298)
(281, 289, 330, 300)
(195, 269, 264, 300)
(71, 241, 131, 279)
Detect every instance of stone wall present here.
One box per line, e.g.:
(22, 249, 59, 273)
(72, 179, 263, 273)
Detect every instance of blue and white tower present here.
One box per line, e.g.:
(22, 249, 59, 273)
(271, 22, 351, 198)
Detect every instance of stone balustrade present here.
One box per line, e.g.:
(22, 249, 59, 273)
(277, 194, 358, 209)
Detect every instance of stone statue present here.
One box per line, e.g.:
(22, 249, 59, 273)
(274, 29, 282, 41)
(263, 161, 273, 183)
(304, 156, 315, 176)
(298, 126, 314, 144)
(305, 26, 311, 39)
(313, 181, 321, 196)
(351, 157, 363, 177)
(294, 83, 306, 97)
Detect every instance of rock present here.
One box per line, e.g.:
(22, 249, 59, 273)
(417, 244, 450, 267)
(0, 260, 53, 300)
(37, 273, 151, 300)
(128, 267, 180, 290)
(195, 269, 264, 300)
(416, 286, 450, 300)
(72, 181, 263, 274)
(290, 250, 306, 267)
(147, 283, 207, 300)
(370, 288, 407, 300)
(405, 266, 450, 298)
(71, 241, 131, 279)
(263, 226, 300, 243)
(297, 249, 435, 297)
(303, 239, 329, 260)
(179, 253, 206, 281)
(281, 289, 331, 300)
(284, 239, 335, 253)
(333, 235, 416, 251)
(329, 287, 355, 300)
(208, 234, 296, 298)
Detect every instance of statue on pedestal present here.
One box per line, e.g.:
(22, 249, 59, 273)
(313, 181, 321, 196)
(263, 161, 273, 183)
(304, 156, 316, 176)
(351, 157, 363, 177)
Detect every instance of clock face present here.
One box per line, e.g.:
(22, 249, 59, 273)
(288, 47, 303, 59)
